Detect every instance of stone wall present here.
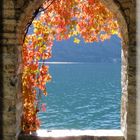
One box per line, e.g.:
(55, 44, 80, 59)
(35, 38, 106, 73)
(0, 0, 136, 140)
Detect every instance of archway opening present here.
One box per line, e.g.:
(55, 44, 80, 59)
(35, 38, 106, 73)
(18, 0, 128, 136)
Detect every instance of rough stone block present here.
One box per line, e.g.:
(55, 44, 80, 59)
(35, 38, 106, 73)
(121, 2, 132, 9)
(3, 23, 16, 32)
(3, 9, 15, 19)
(2, 135, 16, 140)
(3, 98, 15, 112)
(3, 0, 14, 9)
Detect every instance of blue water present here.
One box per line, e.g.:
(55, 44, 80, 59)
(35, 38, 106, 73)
(38, 62, 121, 130)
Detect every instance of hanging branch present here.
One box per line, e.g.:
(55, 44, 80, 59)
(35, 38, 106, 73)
(39, 0, 56, 13)
(23, 0, 56, 44)
(23, 8, 39, 44)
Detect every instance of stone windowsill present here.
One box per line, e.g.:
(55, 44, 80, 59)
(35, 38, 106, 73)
(18, 129, 124, 140)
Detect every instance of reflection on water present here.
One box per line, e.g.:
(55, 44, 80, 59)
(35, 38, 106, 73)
(38, 63, 121, 130)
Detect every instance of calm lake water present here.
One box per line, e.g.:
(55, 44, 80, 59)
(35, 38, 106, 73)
(38, 63, 121, 130)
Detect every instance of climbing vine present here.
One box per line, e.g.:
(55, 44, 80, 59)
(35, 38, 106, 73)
(22, 0, 120, 133)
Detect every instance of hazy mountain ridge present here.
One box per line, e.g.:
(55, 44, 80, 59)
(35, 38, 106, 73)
(47, 35, 121, 63)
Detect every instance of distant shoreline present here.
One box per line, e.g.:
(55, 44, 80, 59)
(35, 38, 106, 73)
(38, 62, 83, 64)
(38, 61, 121, 64)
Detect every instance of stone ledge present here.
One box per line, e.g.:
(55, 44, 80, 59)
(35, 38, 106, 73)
(18, 129, 124, 140)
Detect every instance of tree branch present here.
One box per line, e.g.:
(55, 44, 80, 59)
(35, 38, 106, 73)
(23, 0, 55, 44)
(39, 0, 55, 13)
(23, 8, 40, 43)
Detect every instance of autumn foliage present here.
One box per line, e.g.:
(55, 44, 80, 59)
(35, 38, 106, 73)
(22, 0, 120, 133)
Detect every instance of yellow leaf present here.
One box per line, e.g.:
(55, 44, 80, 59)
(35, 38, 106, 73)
(74, 38, 80, 44)
(73, 31, 78, 36)
(111, 30, 119, 35)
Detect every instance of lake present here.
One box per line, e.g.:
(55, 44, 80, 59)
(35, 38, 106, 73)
(38, 62, 121, 130)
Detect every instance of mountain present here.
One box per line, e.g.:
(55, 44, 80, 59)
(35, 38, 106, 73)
(47, 35, 122, 63)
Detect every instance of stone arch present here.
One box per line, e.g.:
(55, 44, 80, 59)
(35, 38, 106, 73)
(16, 0, 46, 43)
(16, 0, 132, 140)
